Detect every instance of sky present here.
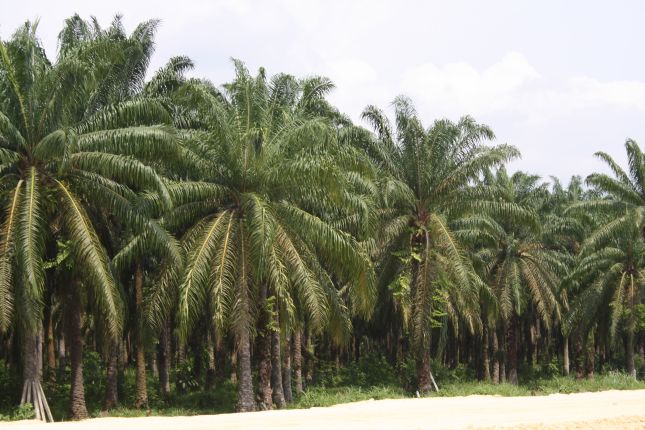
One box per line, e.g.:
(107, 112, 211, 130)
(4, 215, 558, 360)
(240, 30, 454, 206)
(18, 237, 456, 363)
(2, 0, 644, 181)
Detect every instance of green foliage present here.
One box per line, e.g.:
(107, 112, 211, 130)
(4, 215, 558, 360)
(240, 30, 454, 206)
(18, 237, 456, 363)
(172, 362, 201, 393)
(634, 304, 645, 331)
(39, 357, 238, 420)
(0, 360, 21, 418)
(0, 403, 35, 421)
(431, 372, 645, 397)
(314, 353, 399, 388)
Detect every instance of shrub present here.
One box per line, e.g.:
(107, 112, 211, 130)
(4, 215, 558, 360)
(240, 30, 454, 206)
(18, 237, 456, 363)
(0, 403, 35, 421)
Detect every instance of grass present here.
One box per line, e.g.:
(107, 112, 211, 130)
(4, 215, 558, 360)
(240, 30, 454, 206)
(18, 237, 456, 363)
(99, 406, 211, 418)
(289, 385, 408, 409)
(288, 372, 645, 410)
(432, 371, 645, 397)
(3, 364, 645, 421)
(96, 379, 238, 418)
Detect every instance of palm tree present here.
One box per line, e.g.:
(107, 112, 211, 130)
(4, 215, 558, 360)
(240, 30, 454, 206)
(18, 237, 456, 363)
(0, 19, 182, 419)
(566, 229, 643, 377)
(57, 15, 195, 412)
(463, 169, 564, 384)
(541, 175, 594, 376)
(566, 140, 645, 378)
(361, 97, 519, 392)
(174, 62, 374, 410)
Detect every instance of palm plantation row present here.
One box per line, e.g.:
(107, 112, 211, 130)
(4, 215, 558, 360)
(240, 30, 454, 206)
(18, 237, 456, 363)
(0, 16, 643, 421)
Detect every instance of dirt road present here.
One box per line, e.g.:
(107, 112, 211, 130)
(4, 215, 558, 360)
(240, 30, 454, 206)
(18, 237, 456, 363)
(5, 389, 645, 429)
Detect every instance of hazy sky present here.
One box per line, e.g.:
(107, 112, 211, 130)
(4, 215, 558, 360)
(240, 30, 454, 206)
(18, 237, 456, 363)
(2, 0, 644, 181)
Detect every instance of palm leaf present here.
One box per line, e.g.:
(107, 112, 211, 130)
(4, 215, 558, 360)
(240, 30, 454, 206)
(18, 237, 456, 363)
(56, 179, 123, 338)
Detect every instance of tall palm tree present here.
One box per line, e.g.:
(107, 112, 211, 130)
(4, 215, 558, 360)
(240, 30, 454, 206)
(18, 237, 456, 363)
(174, 62, 374, 411)
(0, 19, 182, 419)
(566, 140, 645, 378)
(361, 97, 519, 392)
(57, 15, 194, 412)
(542, 175, 594, 375)
(463, 169, 564, 384)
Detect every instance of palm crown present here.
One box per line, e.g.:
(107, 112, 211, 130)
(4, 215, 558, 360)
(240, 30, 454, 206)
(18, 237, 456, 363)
(0, 22, 160, 333)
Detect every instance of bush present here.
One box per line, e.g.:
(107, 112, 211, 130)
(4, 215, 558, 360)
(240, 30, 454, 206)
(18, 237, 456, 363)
(0, 360, 21, 411)
(0, 403, 35, 421)
(313, 353, 399, 389)
(172, 361, 201, 394)
(342, 353, 399, 388)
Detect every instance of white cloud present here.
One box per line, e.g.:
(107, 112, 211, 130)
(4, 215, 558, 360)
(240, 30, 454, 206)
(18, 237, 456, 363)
(566, 77, 645, 110)
(326, 59, 378, 85)
(398, 52, 645, 127)
(4, 1, 645, 180)
(400, 52, 540, 116)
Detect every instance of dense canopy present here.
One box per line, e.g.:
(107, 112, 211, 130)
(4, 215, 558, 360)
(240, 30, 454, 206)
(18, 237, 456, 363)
(0, 16, 643, 422)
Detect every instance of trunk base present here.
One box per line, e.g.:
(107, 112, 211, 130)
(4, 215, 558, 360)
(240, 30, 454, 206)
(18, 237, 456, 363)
(21, 379, 53, 422)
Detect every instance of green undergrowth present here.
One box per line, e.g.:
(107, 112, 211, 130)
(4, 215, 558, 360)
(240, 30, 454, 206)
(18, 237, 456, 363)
(2, 352, 645, 421)
(288, 372, 645, 409)
(289, 385, 408, 409)
(431, 372, 645, 398)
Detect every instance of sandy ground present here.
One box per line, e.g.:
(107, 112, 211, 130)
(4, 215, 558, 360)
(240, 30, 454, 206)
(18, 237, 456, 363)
(4, 389, 645, 429)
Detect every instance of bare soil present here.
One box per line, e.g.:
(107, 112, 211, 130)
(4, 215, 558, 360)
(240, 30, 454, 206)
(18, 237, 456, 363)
(5, 389, 645, 429)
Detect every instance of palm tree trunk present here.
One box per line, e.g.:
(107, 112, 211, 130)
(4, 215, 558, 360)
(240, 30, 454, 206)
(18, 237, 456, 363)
(506, 316, 519, 385)
(104, 340, 119, 410)
(585, 330, 595, 379)
(491, 329, 500, 384)
(69, 298, 88, 420)
(177, 342, 186, 364)
(563, 336, 570, 376)
(205, 333, 216, 390)
(292, 329, 303, 395)
(416, 350, 430, 393)
(256, 284, 272, 409)
(529, 321, 538, 366)
(58, 335, 66, 382)
(482, 323, 491, 381)
(282, 333, 293, 403)
(236, 266, 256, 413)
(574, 335, 584, 379)
(626, 329, 636, 378)
(191, 336, 203, 385)
(21, 329, 53, 422)
(270, 308, 286, 408)
(151, 354, 158, 379)
(304, 331, 314, 387)
(119, 338, 128, 369)
(236, 326, 256, 412)
(498, 326, 506, 383)
(134, 266, 148, 409)
(45, 303, 56, 384)
(410, 253, 435, 393)
(229, 344, 238, 384)
(158, 322, 171, 397)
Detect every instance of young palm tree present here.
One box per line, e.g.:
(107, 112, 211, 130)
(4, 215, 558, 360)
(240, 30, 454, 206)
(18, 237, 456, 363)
(566, 140, 645, 378)
(0, 19, 182, 419)
(361, 97, 519, 392)
(175, 62, 374, 411)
